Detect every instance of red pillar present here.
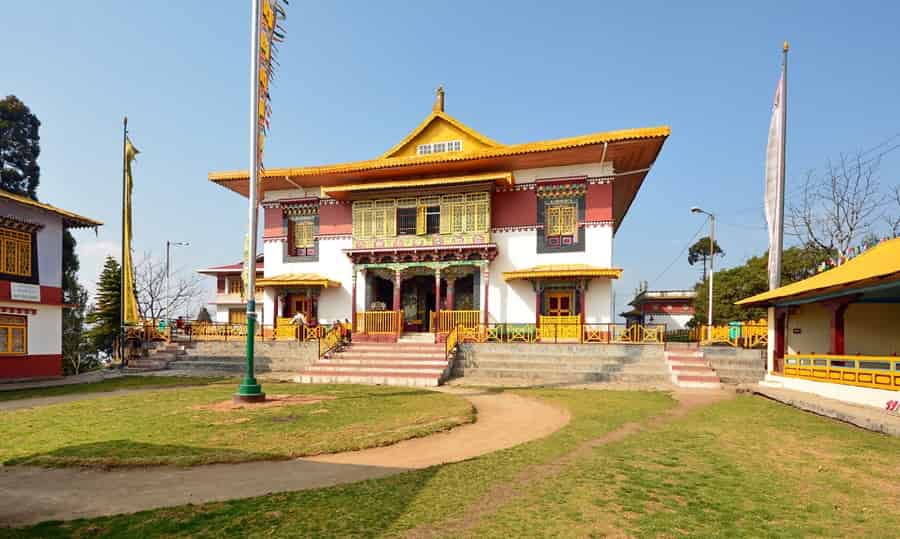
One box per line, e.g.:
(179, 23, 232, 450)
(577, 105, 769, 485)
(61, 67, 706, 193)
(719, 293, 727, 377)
(773, 308, 786, 373)
(445, 278, 455, 310)
(534, 284, 542, 327)
(350, 268, 358, 332)
(434, 268, 441, 331)
(579, 280, 586, 324)
(482, 265, 490, 325)
(392, 269, 402, 312)
(821, 297, 856, 355)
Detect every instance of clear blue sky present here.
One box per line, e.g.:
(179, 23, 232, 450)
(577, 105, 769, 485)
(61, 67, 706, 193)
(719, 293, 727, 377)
(6, 1, 899, 318)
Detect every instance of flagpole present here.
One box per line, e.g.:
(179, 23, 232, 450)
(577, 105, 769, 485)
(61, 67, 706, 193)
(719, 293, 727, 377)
(771, 41, 788, 289)
(120, 116, 127, 366)
(236, 0, 265, 402)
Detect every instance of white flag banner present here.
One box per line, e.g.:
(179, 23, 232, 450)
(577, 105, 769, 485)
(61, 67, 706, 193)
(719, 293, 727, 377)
(764, 73, 784, 289)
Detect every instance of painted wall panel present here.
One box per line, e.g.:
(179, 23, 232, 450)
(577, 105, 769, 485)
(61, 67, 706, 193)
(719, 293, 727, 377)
(263, 206, 284, 238)
(585, 182, 613, 222)
(319, 202, 352, 235)
(491, 189, 536, 228)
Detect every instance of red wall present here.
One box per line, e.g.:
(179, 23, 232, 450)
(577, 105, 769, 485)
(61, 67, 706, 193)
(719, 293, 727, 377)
(492, 190, 537, 228)
(319, 203, 352, 235)
(263, 206, 284, 238)
(0, 354, 62, 380)
(0, 281, 62, 306)
(585, 183, 613, 222)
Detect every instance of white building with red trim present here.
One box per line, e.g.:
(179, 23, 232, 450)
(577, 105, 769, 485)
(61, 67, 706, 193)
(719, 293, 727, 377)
(622, 288, 696, 330)
(0, 190, 101, 380)
(197, 255, 264, 324)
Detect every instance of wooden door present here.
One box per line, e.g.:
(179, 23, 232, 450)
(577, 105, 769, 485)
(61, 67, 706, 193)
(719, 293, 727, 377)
(547, 292, 573, 316)
(294, 297, 312, 321)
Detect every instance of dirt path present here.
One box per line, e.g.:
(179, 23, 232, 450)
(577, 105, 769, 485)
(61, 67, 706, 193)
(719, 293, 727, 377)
(401, 388, 733, 539)
(0, 387, 569, 527)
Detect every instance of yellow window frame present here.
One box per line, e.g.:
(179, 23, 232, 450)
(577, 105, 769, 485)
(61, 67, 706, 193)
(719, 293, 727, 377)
(293, 220, 314, 249)
(546, 205, 577, 236)
(0, 227, 32, 277)
(0, 315, 27, 355)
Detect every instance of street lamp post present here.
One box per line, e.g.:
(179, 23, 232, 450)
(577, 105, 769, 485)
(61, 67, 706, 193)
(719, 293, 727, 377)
(691, 207, 716, 340)
(165, 241, 189, 326)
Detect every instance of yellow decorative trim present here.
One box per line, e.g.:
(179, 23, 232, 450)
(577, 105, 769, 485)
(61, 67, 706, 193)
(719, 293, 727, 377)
(503, 264, 623, 281)
(783, 354, 899, 391)
(322, 172, 513, 198)
(208, 126, 670, 183)
(256, 273, 340, 288)
(380, 110, 502, 159)
(0, 190, 102, 228)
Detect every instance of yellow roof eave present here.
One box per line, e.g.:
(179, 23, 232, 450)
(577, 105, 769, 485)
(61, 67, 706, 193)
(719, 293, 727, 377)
(208, 125, 671, 183)
(504, 265, 624, 281)
(735, 237, 900, 306)
(321, 172, 513, 198)
(0, 189, 102, 228)
(256, 274, 341, 288)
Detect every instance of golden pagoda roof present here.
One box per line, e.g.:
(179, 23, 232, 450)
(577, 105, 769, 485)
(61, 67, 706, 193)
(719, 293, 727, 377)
(0, 189, 102, 229)
(504, 264, 623, 281)
(736, 238, 900, 306)
(209, 125, 669, 184)
(255, 273, 341, 288)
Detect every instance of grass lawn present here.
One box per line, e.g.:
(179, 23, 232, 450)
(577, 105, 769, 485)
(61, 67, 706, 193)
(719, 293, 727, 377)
(0, 375, 225, 402)
(0, 382, 473, 468)
(7, 390, 900, 538)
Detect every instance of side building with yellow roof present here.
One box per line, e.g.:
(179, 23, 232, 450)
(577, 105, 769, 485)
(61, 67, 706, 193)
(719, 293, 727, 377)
(208, 89, 669, 342)
(737, 237, 900, 408)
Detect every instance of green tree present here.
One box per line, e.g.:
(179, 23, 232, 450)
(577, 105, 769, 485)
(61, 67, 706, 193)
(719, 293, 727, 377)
(86, 257, 121, 355)
(62, 231, 96, 373)
(692, 245, 831, 325)
(0, 95, 41, 198)
(687, 236, 724, 281)
(196, 306, 212, 322)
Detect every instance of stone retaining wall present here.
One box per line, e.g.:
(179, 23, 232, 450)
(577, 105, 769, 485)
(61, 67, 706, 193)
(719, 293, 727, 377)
(701, 346, 766, 383)
(187, 341, 317, 372)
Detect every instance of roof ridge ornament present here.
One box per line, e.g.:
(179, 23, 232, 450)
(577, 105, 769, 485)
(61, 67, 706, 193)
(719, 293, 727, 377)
(433, 85, 445, 112)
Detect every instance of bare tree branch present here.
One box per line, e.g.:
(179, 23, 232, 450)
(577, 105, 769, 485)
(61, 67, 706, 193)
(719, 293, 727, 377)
(886, 184, 900, 237)
(788, 152, 886, 254)
(134, 252, 203, 321)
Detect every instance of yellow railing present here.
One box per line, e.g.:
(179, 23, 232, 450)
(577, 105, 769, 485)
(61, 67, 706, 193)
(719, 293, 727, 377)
(303, 325, 326, 341)
(318, 324, 345, 358)
(538, 315, 581, 341)
(191, 322, 252, 340)
(455, 323, 665, 344)
(783, 354, 900, 391)
(434, 310, 481, 333)
(445, 324, 459, 360)
(699, 319, 767, 348)
(356, 310, 401, 334)
(275, 318, 298, 341)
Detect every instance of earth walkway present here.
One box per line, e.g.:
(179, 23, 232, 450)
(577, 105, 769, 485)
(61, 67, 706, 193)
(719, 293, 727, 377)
(0, 387, 569, 526)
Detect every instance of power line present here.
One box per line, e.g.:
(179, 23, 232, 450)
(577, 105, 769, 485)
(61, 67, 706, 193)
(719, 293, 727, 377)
(649, 218, 708, 286)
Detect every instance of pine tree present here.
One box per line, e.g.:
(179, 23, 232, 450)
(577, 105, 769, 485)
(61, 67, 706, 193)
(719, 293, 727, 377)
(86, 257, 122, 355)
(0, 95, 41, 198)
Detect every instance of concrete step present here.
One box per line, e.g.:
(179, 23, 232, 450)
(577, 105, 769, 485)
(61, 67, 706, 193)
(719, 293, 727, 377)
(348, 342, 442, 350)
(168, 360, 250, 372)
(330, 351, 446, 360)
(673, 374, 722, 389)
(665, 352, 704, 359)
(607, 372, 672, 383)
(297, 371, 441, 387)
(667, 357, 708, 366)
(671, 365, 714, 373)
(454, 368, 614, 382)
(318, 358, 448, 367)
(464, 359, 627, 370)
(707, 358, 767, 369)
(308, 363, 446, 375)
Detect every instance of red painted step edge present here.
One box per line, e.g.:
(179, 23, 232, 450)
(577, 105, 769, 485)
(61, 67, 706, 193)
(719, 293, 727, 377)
(302, 370, 441, 379)
(676, 375, 720, 382)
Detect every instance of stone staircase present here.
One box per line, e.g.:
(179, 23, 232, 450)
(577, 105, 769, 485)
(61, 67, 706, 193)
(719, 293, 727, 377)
(125, 340, 192, 372)
(664, 343, 722, 389)
(451, 343, 671, 386)
(296, 335, 452, 387)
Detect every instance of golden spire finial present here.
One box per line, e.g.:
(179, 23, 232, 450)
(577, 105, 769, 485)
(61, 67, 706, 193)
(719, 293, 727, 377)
(783, 40, 789, 52)
(433, 85, 445, 112)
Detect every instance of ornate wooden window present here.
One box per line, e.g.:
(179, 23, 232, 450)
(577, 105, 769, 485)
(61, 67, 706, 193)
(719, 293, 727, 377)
(0, 315, 27, 355)
(440, 192, 489, 234)
(546, 204, 577, 236)
(0, 228, 32, 278)
(227, 277, 242, 295)
(287, 217, 317, 257)
(354, 192, 487, 239)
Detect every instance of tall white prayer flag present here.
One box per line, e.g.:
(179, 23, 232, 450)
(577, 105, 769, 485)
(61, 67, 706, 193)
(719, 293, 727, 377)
(765, 43, 788, 290)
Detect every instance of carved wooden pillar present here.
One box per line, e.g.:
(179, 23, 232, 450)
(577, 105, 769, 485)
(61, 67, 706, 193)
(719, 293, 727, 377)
(351, 266, 358, 332)
(578, 279, 587, 324)
(534, 282, 543, 327)
(773, 307, 787, 373)
(482, 264, 490, 325)
(445, 277, 456, 311)
(392, 269, 402, 313)
(434, 266, 441, 330)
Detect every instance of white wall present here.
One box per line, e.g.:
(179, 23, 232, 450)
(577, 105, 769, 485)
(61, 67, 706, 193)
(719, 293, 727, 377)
(513, 163, 613, 183)
(765, 373, 899, 409)
(488, 225, 614, 324)
(27, 304, 62, 355)
(645, 312, 692, 331)
(0, 200, 64, 287)
(262, 236, 354, 324)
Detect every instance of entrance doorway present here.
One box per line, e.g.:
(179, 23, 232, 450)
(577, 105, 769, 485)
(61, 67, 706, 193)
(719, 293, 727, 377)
(547, 291, 574, 316)
(400, 275, 436, 332)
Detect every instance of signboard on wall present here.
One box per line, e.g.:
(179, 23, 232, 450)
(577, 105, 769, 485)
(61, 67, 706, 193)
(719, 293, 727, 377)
(10, 282, 40, 302)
